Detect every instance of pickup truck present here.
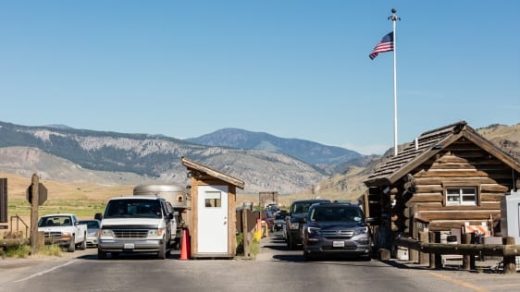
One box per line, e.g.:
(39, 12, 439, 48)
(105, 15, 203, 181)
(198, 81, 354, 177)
(38, 214, 88, 252)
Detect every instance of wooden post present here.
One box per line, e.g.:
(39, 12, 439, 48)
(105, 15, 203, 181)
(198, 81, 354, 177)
(470, 233, 476, 270)
(434, 232, 442, 269)
(408, 221, 418, 263)
(379, 248, 391, 261)
(503, 237, 517, 274)
(419, 231, 429, 265)
(241, 209, 249, 257)
(30, 174, 40, 255)
(462, 233, 472, 271)
(428, 231, 437, 269)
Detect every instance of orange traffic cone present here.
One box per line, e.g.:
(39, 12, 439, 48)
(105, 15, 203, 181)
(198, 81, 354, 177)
(180, 228, 189, 260)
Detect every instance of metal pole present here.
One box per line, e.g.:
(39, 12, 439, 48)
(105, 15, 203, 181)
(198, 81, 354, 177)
(389, 9, 400, 156)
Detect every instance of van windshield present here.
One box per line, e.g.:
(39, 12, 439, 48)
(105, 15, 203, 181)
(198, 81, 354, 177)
(104, 199, 163, 219)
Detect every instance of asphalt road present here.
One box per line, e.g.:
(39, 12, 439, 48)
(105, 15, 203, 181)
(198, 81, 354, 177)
(1, 232, 519, 292)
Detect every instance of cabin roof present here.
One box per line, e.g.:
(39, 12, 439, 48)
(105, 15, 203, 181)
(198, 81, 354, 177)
(364, 121, 520, 187)
(181, 157, 245, 189)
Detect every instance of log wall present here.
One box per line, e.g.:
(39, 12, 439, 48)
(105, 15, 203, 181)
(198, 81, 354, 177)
(398, 138, 516, 236)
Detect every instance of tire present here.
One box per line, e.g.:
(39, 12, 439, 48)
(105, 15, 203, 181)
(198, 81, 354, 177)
(79, 233, 87, 250)
(359, 255, 371, 261)
(286, 237, 293, 249)
(67, 236, 76, 253)
(288, 237, 298, 250)
(303, 250, 314, 261)
(158, 241, 167, 259)
(97, 248, 106, 259)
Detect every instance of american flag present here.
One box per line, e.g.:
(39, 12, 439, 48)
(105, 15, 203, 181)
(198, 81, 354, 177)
(369, 32, 393, 60)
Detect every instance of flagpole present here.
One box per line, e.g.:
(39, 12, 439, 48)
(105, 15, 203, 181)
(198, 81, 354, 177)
(390, 9, 400, 156)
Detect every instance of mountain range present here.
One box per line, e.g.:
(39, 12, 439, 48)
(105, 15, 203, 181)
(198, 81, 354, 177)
(187, 128, 362, 173)
(0, 121, 366, 194)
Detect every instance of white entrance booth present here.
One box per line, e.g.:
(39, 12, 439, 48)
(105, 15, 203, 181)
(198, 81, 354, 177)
(197, 185, 229, 253)
(182, 157, 245, 258)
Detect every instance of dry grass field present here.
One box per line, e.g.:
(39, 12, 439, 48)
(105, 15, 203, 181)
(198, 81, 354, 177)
(2, 171, 352, 231)
(2, 172, 134, 227)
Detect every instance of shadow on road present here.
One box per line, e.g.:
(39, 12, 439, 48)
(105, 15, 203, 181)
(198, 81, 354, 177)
(77, 251, 181, 261)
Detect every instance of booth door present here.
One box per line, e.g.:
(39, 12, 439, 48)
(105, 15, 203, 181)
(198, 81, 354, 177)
(197, 185, 229, 254)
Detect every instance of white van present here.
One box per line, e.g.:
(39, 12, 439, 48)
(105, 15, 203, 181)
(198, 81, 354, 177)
(97, 196, 177, 259)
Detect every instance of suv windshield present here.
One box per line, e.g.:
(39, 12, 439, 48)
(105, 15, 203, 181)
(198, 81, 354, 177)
(291, 202, 315, 214)
(310, 206, 363, 222)
(104, 199, 163, 219)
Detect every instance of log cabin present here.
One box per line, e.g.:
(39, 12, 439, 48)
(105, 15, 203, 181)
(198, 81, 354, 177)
(363, 121, 520, 249)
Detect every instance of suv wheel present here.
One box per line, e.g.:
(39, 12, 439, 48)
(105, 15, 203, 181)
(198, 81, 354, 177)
(288, 237, 298, 250)
(303, 250, 315, 261)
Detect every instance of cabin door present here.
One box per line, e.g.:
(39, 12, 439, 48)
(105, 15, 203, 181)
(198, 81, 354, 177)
(197, 185, 229, 254)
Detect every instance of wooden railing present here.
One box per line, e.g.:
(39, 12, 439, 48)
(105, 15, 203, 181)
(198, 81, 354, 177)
(396, 235, 520, 274)
(10, 215, 29, 239)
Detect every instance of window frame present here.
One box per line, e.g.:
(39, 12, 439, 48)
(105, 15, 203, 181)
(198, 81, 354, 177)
(444, 186, 478, 206)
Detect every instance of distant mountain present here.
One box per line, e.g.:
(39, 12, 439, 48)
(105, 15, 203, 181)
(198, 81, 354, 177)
(43, 124, 74, 130)
(186, 128, 363, 173)
(478, 123, 520, 160)
(0, 121, 325, 193)
(0, 147, 145, 185)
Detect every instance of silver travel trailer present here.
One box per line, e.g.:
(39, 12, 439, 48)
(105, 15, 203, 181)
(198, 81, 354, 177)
(133, 184, 187, 209)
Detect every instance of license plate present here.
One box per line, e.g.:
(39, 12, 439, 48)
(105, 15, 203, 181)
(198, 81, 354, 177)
(124, 243, 135, 249)
(333, 241, 345, 248)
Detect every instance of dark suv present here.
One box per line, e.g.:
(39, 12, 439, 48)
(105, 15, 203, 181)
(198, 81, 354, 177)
(285, 199, 330, 249)
(302, 202, 370, 260)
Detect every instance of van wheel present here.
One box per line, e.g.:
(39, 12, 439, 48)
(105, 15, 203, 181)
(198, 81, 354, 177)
(97, 249, 106, 259)
(158, 241, 167, 259)
(67, 236, 76, 252)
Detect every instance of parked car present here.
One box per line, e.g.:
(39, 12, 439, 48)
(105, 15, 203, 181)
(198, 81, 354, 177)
(38, 214, 87, 252)
(79, 219, 101, 247)
(302, 202, 371, 260)
(273, 211, 287, 232)
(285, 199, 330, 249)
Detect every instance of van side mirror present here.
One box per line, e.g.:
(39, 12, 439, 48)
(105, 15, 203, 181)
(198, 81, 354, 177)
(94, 213, 103, 221)
(168, 213, 174, 220)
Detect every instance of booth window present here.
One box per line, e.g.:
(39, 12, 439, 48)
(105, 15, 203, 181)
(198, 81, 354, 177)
(445, 187, 477, 206)
(205, 191, 222, 208)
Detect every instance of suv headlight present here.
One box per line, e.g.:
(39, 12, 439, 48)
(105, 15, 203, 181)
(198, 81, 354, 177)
(307, 227, 320, 235)
(354, 226, 369, 235)
(289, 222, 299, 230)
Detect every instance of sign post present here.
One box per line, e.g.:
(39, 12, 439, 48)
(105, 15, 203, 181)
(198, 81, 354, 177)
(29, 173, 40, 254)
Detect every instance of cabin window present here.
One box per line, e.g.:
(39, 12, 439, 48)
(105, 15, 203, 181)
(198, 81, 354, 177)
(445, 187, 477, 206)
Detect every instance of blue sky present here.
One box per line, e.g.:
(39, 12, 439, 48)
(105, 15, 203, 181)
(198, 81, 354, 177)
(0, 1, 518, 155)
